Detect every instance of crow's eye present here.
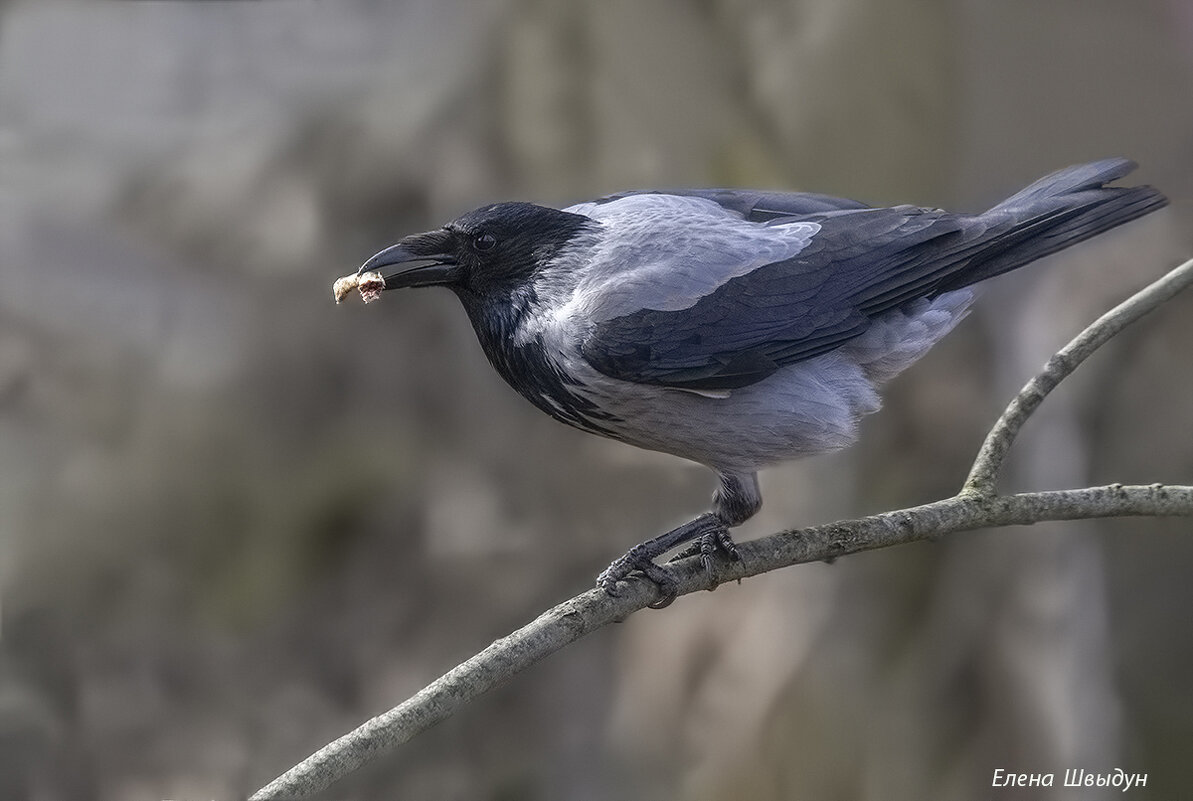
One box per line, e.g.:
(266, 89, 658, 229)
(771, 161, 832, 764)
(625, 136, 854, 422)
(473, 232, 497, 251)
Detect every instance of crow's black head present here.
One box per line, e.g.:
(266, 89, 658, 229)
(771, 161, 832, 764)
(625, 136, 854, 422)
(359, 202, 593, 300)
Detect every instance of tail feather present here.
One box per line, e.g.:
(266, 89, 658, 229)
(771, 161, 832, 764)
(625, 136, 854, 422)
(989, 157, 1142, 211)
(936, 159, 1167, 293)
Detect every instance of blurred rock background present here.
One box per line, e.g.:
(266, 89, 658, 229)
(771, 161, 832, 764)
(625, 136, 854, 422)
(1, 1, 1191, 799)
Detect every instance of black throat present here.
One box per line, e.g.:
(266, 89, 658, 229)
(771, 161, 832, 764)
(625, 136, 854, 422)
(454, 286, 622, 439)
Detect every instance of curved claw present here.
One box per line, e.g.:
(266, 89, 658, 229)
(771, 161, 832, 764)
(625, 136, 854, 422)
(596, 513, 732, 607)
(670, 523, 740, 571)
(596, 549, 678, 607)
(596, 550, 639, 596)
(706, 527, 740, 568)
(640, 562, 679, 609)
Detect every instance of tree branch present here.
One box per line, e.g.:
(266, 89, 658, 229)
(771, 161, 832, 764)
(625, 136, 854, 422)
(251, 258, 1193, 800)
(964, 256, 1193, 494)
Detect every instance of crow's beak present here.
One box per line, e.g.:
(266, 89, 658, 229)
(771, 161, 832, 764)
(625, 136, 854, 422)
(359, 230, 459, 289)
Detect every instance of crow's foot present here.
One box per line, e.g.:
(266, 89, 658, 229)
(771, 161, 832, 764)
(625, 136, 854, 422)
(671, 525, 740, 574)
(597, 513, 728, 608)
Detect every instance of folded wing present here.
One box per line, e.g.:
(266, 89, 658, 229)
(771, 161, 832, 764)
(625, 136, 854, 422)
(580, 159, 1165, 391)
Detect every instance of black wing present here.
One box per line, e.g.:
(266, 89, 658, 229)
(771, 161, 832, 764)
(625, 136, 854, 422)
(580, 206, 981, 390)
(580, 160, 1165, 391)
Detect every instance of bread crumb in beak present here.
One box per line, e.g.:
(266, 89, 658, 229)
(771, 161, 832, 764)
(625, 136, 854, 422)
(332, 271, 386, 304)
(357, 271, 386, 303)
(332, 274, 357, 303)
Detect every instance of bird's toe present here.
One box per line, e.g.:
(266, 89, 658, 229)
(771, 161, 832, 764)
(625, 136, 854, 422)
(597, 548, 678, 608)
(669, 522, 739, 572)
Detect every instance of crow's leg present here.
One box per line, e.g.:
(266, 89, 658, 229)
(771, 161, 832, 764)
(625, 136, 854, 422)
(596, 513, 723, 607)
(674, 470, 760, 569)
(597, 471, 760, 608)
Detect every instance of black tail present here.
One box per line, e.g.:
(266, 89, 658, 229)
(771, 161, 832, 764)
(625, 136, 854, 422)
(937, 158, 1167, 292)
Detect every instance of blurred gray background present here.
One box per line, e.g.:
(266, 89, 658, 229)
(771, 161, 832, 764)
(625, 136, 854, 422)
(2, 1, 1192, 799)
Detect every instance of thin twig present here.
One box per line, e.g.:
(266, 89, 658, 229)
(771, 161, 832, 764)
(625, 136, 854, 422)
(251, 259, 1193, 800)
(963, 257, 1193, 495)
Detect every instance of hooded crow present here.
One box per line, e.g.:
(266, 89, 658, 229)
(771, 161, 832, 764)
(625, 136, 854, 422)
(353, 158, 1165, 605)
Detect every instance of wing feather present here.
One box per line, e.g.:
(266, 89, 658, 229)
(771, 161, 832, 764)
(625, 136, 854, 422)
(580, 206, 972, 390)
(576, 162, 1163, 391)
